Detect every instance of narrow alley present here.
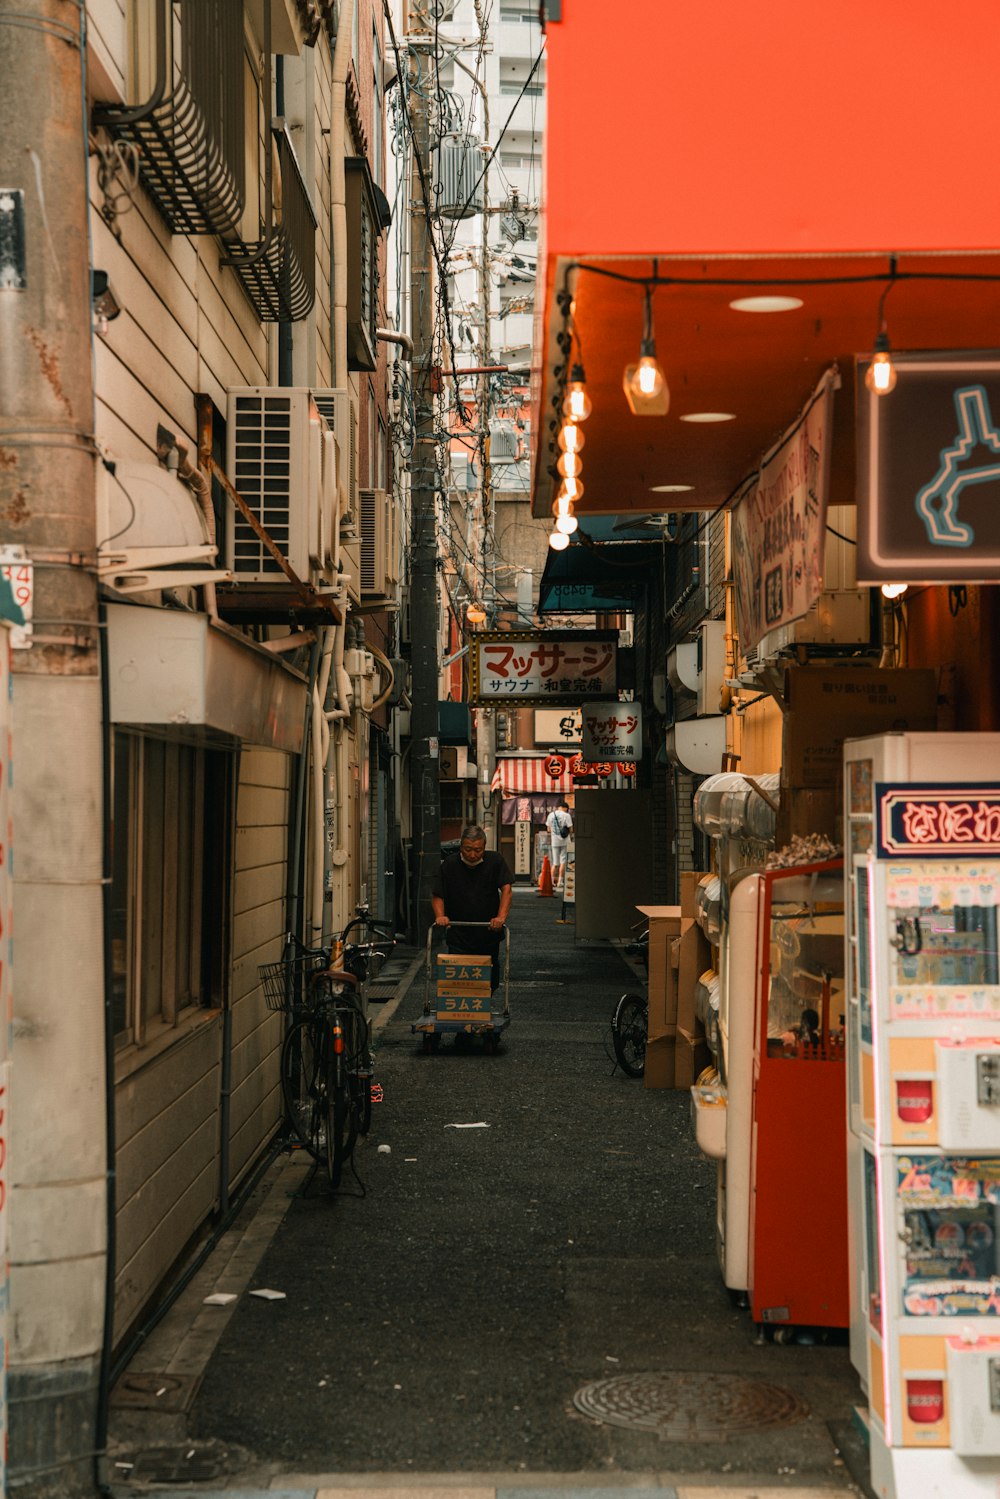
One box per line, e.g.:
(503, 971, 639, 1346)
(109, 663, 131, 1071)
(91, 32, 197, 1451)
(109, 891, 866, 1497)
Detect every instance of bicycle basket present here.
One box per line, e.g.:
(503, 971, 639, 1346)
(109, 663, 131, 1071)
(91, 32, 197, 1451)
(258, 952, 328, 1013)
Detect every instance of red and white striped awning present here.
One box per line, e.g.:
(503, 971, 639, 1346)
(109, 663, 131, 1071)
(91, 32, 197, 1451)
(493, 755, 574, 794)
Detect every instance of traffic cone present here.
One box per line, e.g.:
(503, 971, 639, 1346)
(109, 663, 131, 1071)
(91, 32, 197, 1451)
(537, 855, 554, 898)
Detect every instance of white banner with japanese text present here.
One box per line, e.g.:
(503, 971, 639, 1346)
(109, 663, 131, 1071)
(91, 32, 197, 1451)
(470, 632, 617, 704)
(731, 367, 836, 654)
(582, 703, 643, 762)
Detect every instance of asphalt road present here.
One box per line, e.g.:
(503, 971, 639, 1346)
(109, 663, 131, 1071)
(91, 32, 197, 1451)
(188, 888, 864, 1485)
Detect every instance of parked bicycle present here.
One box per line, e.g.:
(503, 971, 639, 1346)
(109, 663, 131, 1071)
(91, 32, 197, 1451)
(611, 991, 647, 1077)
(260, 908, 394, 1188)
(609, 920, 649, 1079)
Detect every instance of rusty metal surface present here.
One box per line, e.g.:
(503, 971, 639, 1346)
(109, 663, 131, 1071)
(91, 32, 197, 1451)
(572, 1371, 809, 1440)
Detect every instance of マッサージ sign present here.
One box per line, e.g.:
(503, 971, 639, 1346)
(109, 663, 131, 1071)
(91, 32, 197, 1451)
(469, 632, 617, 704)
(582, 703, 643, 762)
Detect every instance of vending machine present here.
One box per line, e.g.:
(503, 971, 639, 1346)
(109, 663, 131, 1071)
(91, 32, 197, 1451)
(844, 731, 1000, 1499)
(716, 861, 850, 1331)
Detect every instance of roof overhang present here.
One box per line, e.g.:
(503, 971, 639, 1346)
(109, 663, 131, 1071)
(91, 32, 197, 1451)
(531, 250, 1000, 521)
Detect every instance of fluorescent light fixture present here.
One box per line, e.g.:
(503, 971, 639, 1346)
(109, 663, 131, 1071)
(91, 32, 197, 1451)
(729, 295, 803, 313)
(679, 412, 736, 423)
(650, 483, 694, 493)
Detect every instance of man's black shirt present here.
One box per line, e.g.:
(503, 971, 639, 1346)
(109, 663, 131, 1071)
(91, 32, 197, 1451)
(432, 851, 513, 925)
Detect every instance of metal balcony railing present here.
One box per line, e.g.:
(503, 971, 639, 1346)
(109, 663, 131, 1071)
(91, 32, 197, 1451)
(92, 0, 245, 238)
(223, 122, 318, 323)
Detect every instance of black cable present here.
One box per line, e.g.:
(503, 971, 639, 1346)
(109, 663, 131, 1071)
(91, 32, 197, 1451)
(826, 523, 857, 546)
(382, 0, 471, 422)
(449, 38, 547, 223)
(563, 259, 1000, 291)
(949, 584, 968, 615)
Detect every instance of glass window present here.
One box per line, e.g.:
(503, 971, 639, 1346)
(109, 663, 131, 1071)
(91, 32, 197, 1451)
(887, 867, 1000, 990)
(763, 887, 845, 1059)
(372, 23, 383, 187)
(377, 415, 388, 491)
(898, 1155, 1000, 1316)
(111, 732, 229, 1048)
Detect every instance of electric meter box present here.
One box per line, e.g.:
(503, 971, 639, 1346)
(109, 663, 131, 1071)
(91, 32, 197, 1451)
(945, 1337, 1000, 1456)
(936, 1040, 1000, 1152)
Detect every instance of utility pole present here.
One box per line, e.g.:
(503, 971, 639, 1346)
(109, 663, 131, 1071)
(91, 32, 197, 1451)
(405, 20, 442, 937)
(0, 3, 107, 1495)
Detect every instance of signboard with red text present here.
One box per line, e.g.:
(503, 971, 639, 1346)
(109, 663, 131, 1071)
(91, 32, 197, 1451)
(582, 703, 643, 762)
(878, 783, 1000, 858)
(470, 632, 617, 705)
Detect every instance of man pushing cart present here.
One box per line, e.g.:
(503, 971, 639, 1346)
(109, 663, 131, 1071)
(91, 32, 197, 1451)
(413, 825, 513, 1053)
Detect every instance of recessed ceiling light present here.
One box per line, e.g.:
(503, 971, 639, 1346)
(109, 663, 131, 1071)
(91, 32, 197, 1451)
(679, 412, 736, 423)
(729, 295, 804, 313)
(650, 483, 694, 492)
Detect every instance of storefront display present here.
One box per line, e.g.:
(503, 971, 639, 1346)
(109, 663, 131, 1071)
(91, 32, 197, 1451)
(844, 731, 1000, 1499)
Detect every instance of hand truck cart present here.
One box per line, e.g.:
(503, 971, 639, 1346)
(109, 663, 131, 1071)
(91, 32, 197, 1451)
(412, 921, 511, 1054)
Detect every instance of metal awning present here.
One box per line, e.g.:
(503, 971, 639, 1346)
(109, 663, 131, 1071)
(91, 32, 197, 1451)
(438, 700, 472, 745)
(537, 531, 659, 614)
(494, 756, 574, 794)
(106, 604, 308, 752)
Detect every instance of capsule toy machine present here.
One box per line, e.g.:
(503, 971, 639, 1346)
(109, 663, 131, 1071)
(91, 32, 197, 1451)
(843, 731, 1000, 1499)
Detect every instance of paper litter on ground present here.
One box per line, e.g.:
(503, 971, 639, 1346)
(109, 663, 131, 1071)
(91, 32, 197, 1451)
(249, 1288, 286, 1301)
(444, 1121, 490, 1129)
(202, 1292, 238, 1306)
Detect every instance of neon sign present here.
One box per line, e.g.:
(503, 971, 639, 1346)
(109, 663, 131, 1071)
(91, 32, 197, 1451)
(878, 783, 1000, 857)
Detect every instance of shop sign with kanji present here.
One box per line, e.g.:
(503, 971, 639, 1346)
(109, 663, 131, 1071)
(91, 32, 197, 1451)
(582, 702, 643, 761)
(470, 631, 618, 705)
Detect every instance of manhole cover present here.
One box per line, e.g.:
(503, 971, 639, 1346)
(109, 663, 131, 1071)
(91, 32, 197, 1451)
(572, 1371, 809, 1440)
(110, 1371, 200, 1412)
(127, 1444, 223, 1482)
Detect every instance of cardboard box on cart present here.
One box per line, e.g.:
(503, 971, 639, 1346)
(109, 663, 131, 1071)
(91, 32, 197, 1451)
(636, 904, 683, 1088)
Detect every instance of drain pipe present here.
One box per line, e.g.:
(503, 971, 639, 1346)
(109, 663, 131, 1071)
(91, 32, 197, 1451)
(377, 328, 413, 361)
(287, 637, 323, 945)
(94, 598, 118, 1498)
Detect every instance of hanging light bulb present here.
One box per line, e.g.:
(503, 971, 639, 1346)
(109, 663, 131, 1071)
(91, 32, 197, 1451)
(548, 529, 570, 551)
(865, 331, 898, 395)
(623, 285, 670, 416)
(557, 422, 585, 454)
(562, 363, 592, 422)
(557, 450, 583, 480)
(555, 511, 578, 536)
(880, 582, 908, 600)
(557, 475, 584, 503)
(865, 260, 900, 397)
(466, 602, 487, 623)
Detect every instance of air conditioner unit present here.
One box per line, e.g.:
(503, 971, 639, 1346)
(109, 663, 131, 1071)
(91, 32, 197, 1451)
(697, 619, 726, 718)
(340, 529, 361, 604)
(310, 388, 356, 523)
(226, 387, 338, 586)
(738, 505, 876, 679)
(359, 487, 400, 600)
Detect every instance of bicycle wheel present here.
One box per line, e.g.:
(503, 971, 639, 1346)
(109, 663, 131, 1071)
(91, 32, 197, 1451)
(280, 1019, 326, 1157)
(612, 992, 647, 1078)
(325, 1022, 357, 1188)
(347, 1008, 373, 1137)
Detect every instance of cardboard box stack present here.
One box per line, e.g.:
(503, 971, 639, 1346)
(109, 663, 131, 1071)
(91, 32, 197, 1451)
(776, 666, 939, 846)
(639, 871, 713, 1090)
